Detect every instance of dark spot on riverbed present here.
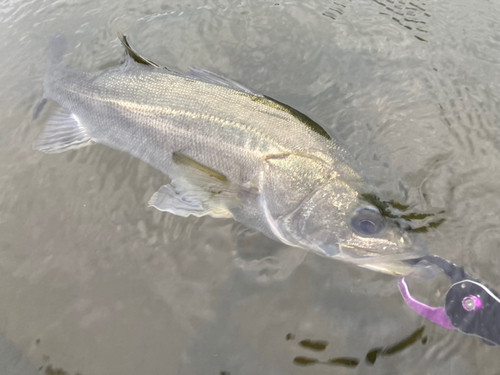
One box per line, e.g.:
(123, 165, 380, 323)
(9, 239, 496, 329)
(44, 364, 82, 375)
(292, 326, 426, 368)
(365, 326, 426, 365)
(327, 357, 359, 367)
(298, 339, 328, 351)
(293, 356, 319, 366)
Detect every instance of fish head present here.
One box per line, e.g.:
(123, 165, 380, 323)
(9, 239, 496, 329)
(277, 180, 428, 273)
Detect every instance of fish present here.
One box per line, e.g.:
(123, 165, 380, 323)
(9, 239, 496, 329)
(33, 34, 428, 275)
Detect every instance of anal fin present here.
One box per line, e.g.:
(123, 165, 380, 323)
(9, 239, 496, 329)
(149, 184, 232, 218)
(33, 106, 94, 153)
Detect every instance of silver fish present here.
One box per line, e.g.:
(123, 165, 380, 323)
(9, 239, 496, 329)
(34, 35, 427, 274)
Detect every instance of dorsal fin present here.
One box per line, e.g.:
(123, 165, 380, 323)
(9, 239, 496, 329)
(261, 95, 332, 140)
(187, 68, 331, 140)
(118, 34, 160, 67)
(117, 35, 330, 140)
(187, 67, 264, 96)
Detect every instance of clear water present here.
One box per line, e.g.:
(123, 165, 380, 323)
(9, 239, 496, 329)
(1, 0, 500, 374)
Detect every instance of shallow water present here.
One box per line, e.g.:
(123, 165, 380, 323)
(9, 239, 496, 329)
(1, 0, 500, 374)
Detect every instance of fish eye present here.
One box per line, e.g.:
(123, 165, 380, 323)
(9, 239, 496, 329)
(350, 207, 385, 237)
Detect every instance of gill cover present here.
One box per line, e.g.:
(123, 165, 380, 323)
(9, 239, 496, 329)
(274, 180, 360, 257)
(254, 153, 427, 269)
(253, 153, 354, 256)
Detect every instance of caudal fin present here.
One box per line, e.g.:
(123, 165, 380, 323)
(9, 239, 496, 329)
(32, 33, 67, 121)
(33, 106, 94, 154)
(33, 35, 94, 154)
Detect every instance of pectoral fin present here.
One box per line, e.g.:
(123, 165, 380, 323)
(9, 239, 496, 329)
(148, 152, 236, 218)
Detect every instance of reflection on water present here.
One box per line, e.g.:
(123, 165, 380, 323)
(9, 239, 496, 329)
(321, 0, 352, 21)
(372, 0, 430, 42)
(1, 0, 500, 374)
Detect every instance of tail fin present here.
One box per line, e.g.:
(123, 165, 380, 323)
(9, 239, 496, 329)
(33, 35, 95, 154)
(32, 35, 66, 121)
(33, 106, 94, 154)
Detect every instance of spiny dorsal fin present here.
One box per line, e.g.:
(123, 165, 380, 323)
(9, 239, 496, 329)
(118, 35, 330, 140)
(118, 34, 160, 67)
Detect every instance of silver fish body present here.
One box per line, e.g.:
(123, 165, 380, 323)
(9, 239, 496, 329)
(34, 35, 427, 274)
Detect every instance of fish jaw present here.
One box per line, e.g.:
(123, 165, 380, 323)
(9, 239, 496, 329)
(335, 232, 429, 275)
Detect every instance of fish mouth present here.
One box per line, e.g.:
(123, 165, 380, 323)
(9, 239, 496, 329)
(336, 245, 430, 276)
(355, 260, 429, 276)
(336, 232, 429, 270)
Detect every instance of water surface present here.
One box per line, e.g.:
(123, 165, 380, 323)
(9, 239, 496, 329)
(1, 0, 500, 374)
